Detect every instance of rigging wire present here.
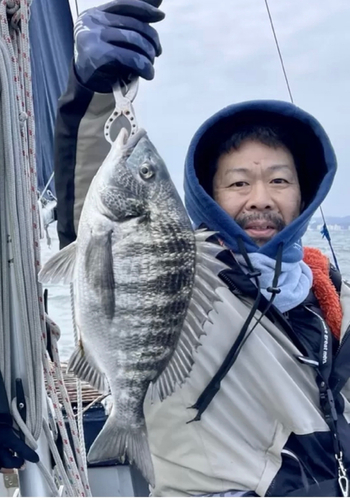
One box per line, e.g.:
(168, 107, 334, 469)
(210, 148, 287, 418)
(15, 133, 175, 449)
(264, 0, 294, 104)
(263, 0, 340, 272)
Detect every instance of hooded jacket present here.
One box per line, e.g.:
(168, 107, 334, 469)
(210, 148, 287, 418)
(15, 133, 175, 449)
(184, 99, 337, 263)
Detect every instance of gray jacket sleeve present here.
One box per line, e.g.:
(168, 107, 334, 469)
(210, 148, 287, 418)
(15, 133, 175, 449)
(54, 64, 114, 249)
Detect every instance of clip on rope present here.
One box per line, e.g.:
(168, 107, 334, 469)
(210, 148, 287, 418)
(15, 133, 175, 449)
(319, 207, 340, 272)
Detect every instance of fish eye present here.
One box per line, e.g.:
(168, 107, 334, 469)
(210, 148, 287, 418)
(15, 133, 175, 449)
(139, 163, 155, 180)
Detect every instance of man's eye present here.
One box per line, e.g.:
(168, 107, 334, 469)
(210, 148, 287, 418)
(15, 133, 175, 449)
(228, 181, 249, 188)
(271, 178, 289, 184)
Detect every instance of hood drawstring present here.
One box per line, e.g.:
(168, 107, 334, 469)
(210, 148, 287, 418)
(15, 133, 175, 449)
(188, 241, 284, 423)
(266, 243, 283, 295)
(237, 238, 262, 283)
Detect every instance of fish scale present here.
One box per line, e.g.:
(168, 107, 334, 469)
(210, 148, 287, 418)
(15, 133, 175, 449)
(39, 128, 228, 487)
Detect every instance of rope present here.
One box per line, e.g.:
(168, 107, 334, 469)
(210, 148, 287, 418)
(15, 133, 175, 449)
(42, 419, 75, 497)
(47, 317, 91, 495)
(263, 0, 339, 271)
(0, 0, 43, 441)
(70, 283, 89, 472)
(0, 0, 91, 495)
(11, 402, 61, 497)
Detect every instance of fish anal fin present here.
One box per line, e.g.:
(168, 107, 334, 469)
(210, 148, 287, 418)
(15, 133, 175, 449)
(67, 341, 109, 394)
(38, 241, 77, 284)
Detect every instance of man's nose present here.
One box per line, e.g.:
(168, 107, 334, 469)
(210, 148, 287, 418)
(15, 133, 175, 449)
(246, 182, 275, 211)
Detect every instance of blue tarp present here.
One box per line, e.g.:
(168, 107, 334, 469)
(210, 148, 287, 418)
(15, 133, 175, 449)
(29, 0, 74, 196)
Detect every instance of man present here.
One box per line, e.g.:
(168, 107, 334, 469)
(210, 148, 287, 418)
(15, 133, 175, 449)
(54, 0, 350, 496)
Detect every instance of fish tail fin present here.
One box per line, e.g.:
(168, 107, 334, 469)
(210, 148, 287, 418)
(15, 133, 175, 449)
(87, 413, 155, 487)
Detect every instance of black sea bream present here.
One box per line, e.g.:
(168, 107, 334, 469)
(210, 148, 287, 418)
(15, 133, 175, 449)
(39, 129, 226, 486)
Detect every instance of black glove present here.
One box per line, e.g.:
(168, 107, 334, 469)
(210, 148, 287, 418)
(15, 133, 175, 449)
(0, 413, 39, 470)
(74, 0, 165, 92)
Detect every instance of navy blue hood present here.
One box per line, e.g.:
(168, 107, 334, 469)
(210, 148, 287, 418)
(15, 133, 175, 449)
(184, 100, 337, 263)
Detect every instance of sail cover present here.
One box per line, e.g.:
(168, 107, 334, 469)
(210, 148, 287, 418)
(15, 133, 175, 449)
(29, 0, 74, 196)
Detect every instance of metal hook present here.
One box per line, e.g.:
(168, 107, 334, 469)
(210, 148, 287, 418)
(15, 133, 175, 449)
(104, 78, 139, 145)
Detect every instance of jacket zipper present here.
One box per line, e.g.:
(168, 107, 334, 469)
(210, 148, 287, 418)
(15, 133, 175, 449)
(218, 271, 240, 295)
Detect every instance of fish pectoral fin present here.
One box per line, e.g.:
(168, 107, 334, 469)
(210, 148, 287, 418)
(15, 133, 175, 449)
(38, 241, 77, 284)
(67, 342, 109, 395)
(85, 230, 115, 320)
(154, 230, 229, 401)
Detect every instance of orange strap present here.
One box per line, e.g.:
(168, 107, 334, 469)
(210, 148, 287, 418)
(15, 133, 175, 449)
(303, 247, 342, 340)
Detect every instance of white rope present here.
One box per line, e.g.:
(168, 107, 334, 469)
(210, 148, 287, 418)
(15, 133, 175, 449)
(0, 0, 43, 441)
(71, 283, 89, 472)
(11, 402, 61, 497)
(0, 32, 41, 430)
(47, 317, 91, 495)
(42, 419, 76, 497)
(0, 0, 91, 495)
(11, 398, 37, 450)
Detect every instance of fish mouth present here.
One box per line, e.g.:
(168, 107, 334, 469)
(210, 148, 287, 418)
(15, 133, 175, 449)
(121, 128, 147, 153)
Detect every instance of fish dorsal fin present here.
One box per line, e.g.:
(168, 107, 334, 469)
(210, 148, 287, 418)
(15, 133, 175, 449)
(67, 340, 109, 395)
(38, 241, 77, 284)
(153, 230, 228, 401)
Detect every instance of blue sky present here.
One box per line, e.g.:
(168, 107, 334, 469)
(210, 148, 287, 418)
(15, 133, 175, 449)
(71, 0, 350, 216)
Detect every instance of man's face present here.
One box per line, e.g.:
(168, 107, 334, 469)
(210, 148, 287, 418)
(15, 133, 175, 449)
(213, 140, 302, 246)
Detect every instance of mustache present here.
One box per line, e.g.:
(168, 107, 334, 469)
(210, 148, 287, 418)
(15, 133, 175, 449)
(235, 212, 285, 232)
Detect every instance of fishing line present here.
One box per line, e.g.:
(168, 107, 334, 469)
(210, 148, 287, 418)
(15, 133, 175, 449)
(264, 0, 294, 103)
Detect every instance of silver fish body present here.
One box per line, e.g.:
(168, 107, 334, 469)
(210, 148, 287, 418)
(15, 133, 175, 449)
(75, 130, 196, 485)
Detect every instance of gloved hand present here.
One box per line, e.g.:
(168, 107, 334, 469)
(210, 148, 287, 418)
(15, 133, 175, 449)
(74, 0, 165, 93)
(0, 413, 39, 470)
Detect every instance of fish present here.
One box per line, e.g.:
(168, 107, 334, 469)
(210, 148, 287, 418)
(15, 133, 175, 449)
(39, 128, 226, 487)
